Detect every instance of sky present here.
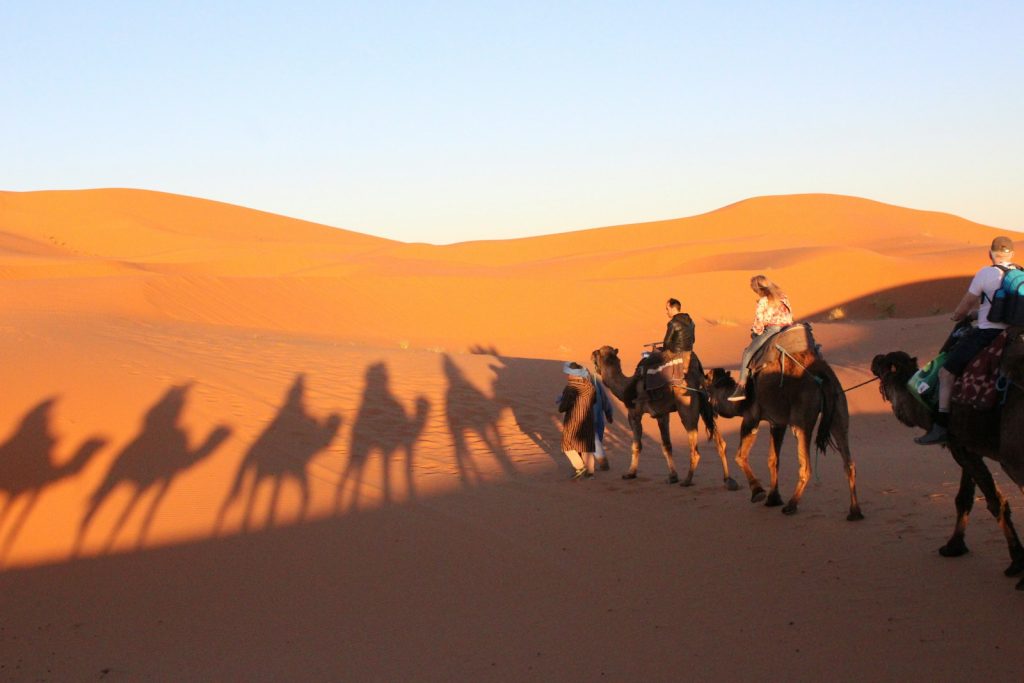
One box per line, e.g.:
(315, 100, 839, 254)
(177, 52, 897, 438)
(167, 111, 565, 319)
(2, 1, 1022, 244)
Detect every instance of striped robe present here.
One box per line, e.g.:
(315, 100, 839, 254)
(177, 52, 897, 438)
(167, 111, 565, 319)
(558, 375, 596, 452)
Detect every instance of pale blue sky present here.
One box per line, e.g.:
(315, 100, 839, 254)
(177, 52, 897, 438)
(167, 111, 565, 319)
(3, 1, 1022, 244)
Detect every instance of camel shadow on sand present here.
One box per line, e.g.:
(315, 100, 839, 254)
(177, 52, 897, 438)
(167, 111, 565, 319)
(470, 345, 643, 476)
(0, 398, 107, 562)
(74, 384, 231, 555)
(216, 373, 342, 533)
(337, 362, 430, 512)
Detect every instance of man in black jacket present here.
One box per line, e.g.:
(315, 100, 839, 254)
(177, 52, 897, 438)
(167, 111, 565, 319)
(623, 299, 695, 408)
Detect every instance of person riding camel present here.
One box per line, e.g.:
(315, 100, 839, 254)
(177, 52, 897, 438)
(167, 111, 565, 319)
(728, 275, 794, 401)
(623, 298, 695, 408)
(915, 236, 1018, 445)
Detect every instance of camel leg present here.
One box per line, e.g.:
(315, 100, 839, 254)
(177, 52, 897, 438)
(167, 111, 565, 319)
(764, 424, 786, 508)
(657, 415, 679, 484)
(680, 424, 699, 487)
(834, 433, 863, 521)
(622, 411, 643, 479)
(939, 467, 974, 559)
(710, 427, 739, 491)
(782, 426, 812, 515)
(954, 457, 1024, 577)
(734, 418, 764, 502)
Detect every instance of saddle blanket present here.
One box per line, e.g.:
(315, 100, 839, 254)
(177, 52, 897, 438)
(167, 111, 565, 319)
(952, 330, 1008, 411)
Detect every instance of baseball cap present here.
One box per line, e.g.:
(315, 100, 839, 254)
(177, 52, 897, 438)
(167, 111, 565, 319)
(991, 236, 1014, 253)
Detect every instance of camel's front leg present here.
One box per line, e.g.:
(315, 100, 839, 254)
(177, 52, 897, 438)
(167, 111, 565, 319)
(938, 466, 974, 558)
(953, 453, 1024, 578)
(710, 426, 740, 491)
(734, 418, 763, 502)
(657, 415, 679, 484)
(680, 423, 699, 487)
(763, 424, 786, 508)
(782, 425, 812, 515)
(622, 410, 644, 480)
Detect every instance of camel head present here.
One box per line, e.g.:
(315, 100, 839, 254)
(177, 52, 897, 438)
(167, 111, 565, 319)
(591, 346, 621, 377)
(704, 367, 736, 392)
(870, 351, 919, 385)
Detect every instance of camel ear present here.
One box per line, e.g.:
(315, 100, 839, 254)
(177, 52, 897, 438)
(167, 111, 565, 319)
(614, 347, 619, 355)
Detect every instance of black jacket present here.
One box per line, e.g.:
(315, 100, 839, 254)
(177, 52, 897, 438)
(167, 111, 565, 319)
(662, 313, 695, 353)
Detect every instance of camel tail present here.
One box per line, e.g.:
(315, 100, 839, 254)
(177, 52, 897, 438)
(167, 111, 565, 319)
(814, 363, 841, 454)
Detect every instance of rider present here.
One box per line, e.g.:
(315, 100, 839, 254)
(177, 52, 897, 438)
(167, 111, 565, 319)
(623, 298, 695, 408)
(728, 275, 794, 401)
(915, 236, 1017, 445)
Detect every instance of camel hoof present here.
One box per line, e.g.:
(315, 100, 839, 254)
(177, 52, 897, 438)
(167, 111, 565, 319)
(667, 473, 680, 485)
(1017, 577, 1024, 591)
(782, 503, 799, 515)
(1004, 556, 1024, 577)
(939, 540, 969, 558)
(750, 489, 767, 504)
(679, 479, 693, 487)
(622, 472, 637, 480)
(724, 477, 740, 491)
(764, 491, 784, 507)
(846, 510, 865, 522)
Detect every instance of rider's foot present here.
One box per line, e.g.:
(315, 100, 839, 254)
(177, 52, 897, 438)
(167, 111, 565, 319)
(727, 384, 746, 402)
(914, 423, 948, 445)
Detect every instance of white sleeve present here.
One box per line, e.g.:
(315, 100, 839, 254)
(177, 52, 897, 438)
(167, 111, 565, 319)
(967, 267, 995, 297)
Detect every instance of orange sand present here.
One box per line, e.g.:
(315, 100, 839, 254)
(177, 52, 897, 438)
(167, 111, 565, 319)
(0, 188, 1021, 679)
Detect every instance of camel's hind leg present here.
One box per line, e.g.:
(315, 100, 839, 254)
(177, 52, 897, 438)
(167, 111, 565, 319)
(763, 424, 786, 508)
(782, 425, 812, 515)
(834, 431, 863, 521)
(656, 415, 679, 484)
(734, 418, 765, 502)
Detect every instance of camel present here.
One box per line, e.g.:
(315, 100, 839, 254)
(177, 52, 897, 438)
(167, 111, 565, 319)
(871, 326, 1024, 588)
(591, 346, 737, 489)
(703, 326, 863, 520)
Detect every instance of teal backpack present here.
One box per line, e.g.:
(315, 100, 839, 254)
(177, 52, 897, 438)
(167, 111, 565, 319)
(986, 264, 1024, 325)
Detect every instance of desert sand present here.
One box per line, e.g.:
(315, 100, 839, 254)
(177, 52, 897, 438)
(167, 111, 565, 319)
(0, 188, 1021, 680)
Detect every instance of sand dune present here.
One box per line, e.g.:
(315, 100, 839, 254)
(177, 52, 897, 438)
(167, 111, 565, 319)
(0, 188, 1022, 679)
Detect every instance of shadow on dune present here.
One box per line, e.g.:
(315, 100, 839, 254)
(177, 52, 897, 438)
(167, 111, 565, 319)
(75, 384, 232, 555)
(0, 398, 107, 562)
(216, 374, 341, 533)
(442, 353, 517, 483)
(337, 362, 430, 512)
(472, 344, 653, 475)
(804, 277, 970, 321)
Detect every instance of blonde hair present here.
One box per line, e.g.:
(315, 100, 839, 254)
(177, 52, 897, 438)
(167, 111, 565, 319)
(750, 274, 786, 302)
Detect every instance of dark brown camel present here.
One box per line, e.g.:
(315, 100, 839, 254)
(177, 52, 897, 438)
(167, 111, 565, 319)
(591, 346, 737, 489)
(703, 326, 863, 520)
(871, 326, 1024, 588)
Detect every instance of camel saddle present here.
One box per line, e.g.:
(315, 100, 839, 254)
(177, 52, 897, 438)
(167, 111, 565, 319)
(747, 323, 820, 377)
(642, 350, 692, 397)
(952, 330, 1009, 411)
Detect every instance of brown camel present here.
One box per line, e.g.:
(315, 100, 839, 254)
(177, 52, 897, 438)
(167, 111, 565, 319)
(871, 326, 1024, 588)
(591, 346, 737, 489)
(703, 326, 863, 520)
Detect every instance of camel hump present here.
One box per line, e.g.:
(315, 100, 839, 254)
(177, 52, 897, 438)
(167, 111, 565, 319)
(749, 323, 820, 371)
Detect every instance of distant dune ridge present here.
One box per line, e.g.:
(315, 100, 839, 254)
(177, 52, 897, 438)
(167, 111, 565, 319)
(1, 188, 1023, 679)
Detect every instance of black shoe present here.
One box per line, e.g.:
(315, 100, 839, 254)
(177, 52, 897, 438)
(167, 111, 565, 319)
(596, 457, 610, 471)
(914, 423, 948, 445)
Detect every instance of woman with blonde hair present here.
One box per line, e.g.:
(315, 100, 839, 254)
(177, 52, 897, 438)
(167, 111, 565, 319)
(728, 275, 794, 401)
